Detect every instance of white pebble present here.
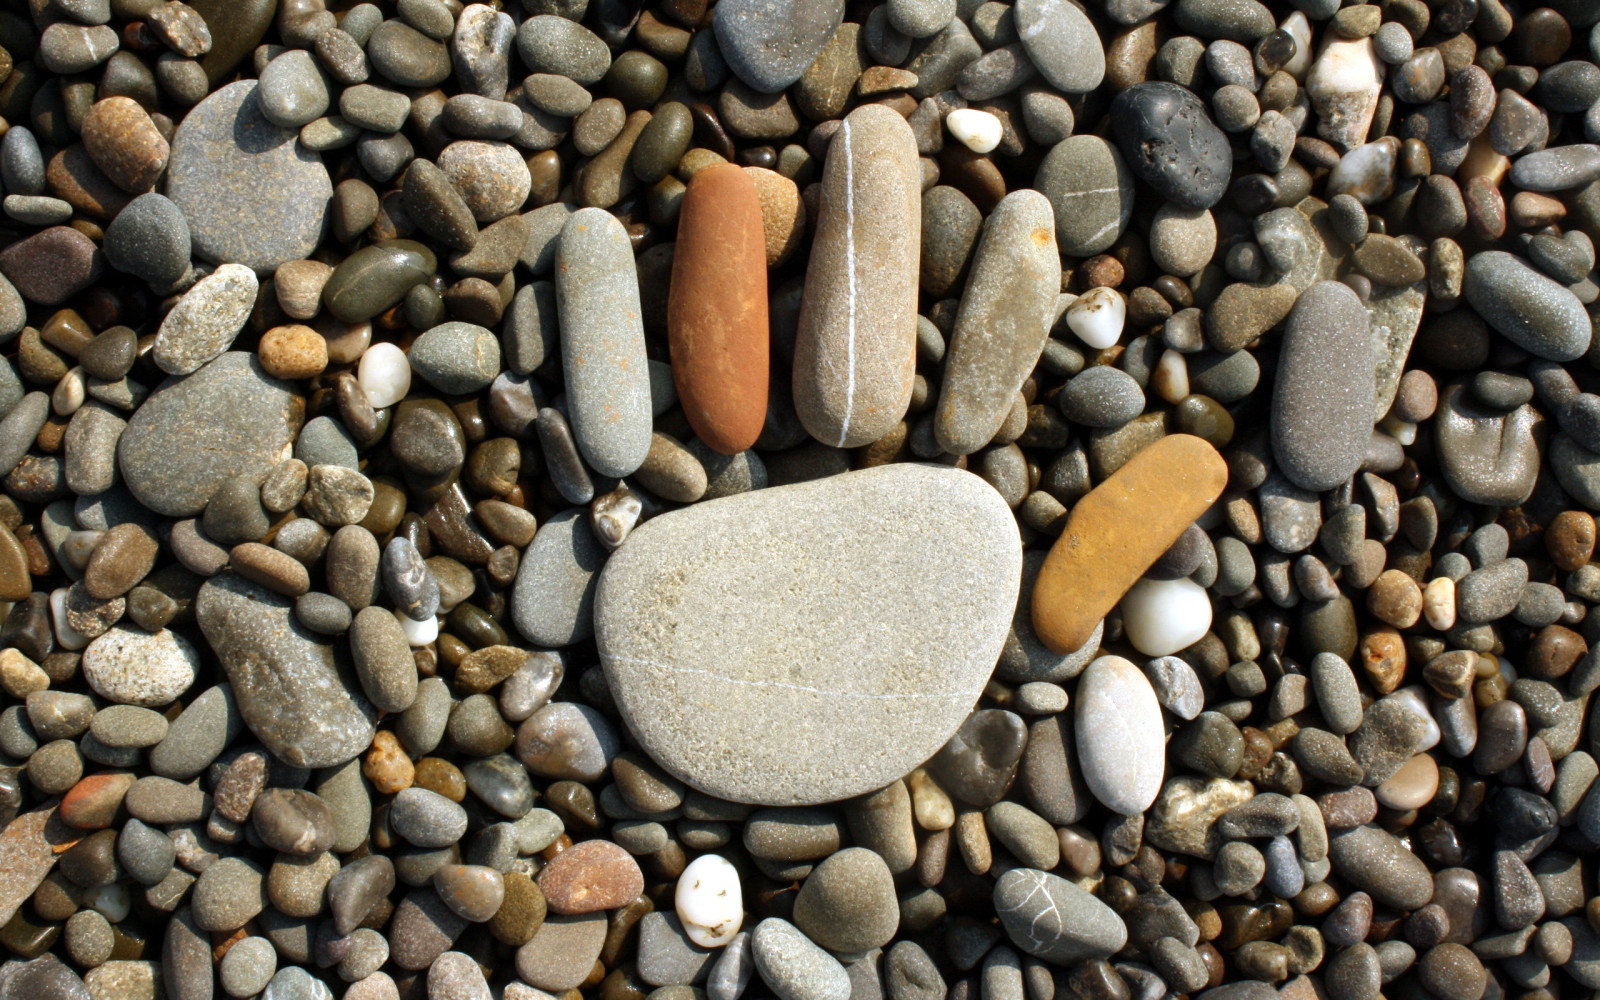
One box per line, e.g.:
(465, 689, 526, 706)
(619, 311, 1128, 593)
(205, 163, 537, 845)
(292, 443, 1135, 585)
(1422, 577, 1455, 630)
(946, 108, 1002, 154)
(358, 341, 411, 408)
(675, 853, 743, 948)
(399, 611, 438, 646)
(1065, 286, 1125, 350)
(1119, 576, 1211, 657)
(52, 366, 86, 417)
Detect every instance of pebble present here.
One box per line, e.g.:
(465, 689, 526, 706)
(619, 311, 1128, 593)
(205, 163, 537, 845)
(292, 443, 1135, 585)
(676, 854, 744, 948)
(1074, 655, 1166, 815)
(1120, 576, 1213, 656)
(668, 164, 770, 455)
(1111, 82, 1232, 210)
(751, 917, 852, 1000)
(165, 80, 332, 273)
(80, 625, 198, 707)
(195, 573, 375, 769)
(1036, 135, 1134, 258)
(153, 264, 259, 376)
(1271, 281, 1376, 491)
(537, 839, 643, 914)
(1032, 434, 1228, 654)
(793, 847, 897, 953)
(409, 322, 500, 395)
(934, 190, 1057, 455)
(1015, 0, 1105, 93)
(714, 0, 847, 94)
(794, 105, 920, 449)
(994, 868, 1127, 963)
(597, 464, 1018, 805)
(556, 208, 652, 479)
(1463, 251, 1592, 362)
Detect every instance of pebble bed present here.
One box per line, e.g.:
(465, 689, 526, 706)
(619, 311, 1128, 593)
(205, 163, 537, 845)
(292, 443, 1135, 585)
(0, 2, 1599, 1000)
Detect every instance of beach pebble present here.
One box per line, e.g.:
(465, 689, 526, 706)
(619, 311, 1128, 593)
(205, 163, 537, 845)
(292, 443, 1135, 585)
(1075, 655, 1166, 815)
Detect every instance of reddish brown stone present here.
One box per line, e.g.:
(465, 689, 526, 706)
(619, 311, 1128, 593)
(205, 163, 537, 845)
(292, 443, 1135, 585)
(667, 162, 769, 455)
(0, 227, 104, 306)
(1031, 434, 1228, 654)
(59, 772, 137, 830)
(46, 146, 134, 220)
(1547, 510, 1595, 572)
(535, 839, 644, 915)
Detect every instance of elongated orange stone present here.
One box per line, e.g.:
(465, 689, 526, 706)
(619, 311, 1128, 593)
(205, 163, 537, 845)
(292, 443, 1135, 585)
(668, 162, 770, 454)
(1032, 434, 1229, 654)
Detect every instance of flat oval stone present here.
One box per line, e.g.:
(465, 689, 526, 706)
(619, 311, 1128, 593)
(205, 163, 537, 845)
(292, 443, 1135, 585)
(1036, 135, 1134, 257)
(1463, 251, 1592, 362)
(165, 80, 332, 274)
(794, 105, 921, 449)
(1075, 655, 1165, 816)
(668, 163, 770, 455)
(934, 189, 1057, 456)
(1111, 82, 1231, 210)
(556, 208, 652, 479)
(995, 868, 1128, 963)
(118, 352, 302, 517)
(1271, 281, 1375, 491)
(713, 0, 846, 94)
(196, 573, 376, 769)
(323, 242, 436, 323)
(597, 464, 1020, 806)
(1033, 435, 1227, 654)
(1326, 823, 1435, 910)
(510, 509, 606, 648)
(1015, 0, 1105, 93)
(153, 264, 259, 376)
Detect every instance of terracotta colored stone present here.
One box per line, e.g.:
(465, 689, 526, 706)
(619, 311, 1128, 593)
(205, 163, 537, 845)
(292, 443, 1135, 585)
(82, 97, 171, 194)
(1031, 434, 1227, 654)
(535, 839, 644, 915)
(363, 729, 415, 796)
(59, 772, 137, 830)
(257, 324, 329, 380)
(47, 145, 134, 220)
(1547, 510, 1595, 571)
(668, 162, 769, 455)
(793, 104, 921, 449)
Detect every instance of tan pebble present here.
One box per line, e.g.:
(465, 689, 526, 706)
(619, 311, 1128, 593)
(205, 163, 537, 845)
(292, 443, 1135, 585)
(274, 260, 334, 320)
(363, 730, 414, 795)
(0, 648, 49, 698)
(1359, 628, 1406, 694)
(257, 324, 329, 380)
(907, 768, 955, 831)
(1367, 569, 1421, 628)
(1375, 753, 1438, 811)
(745, 166, 806, 268)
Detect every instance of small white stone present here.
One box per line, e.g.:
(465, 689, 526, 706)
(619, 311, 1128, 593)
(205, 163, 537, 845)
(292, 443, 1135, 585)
(946, 109, 1002, 154)
(1306, 35, 1385, 151)
(81, 625, 201, 705)
(1143, 655, 1203, 720)
(1075, 655, 1165, 816)
(1153, 349, 1189, 404)
(676, 853, 743, 948)
(1423, 576, 1455, 630)
(1120, 576, 1211, 657)
(358, 341, 411, 408)
(399, 611, 438, 647)
(1065, 286, 1125, 349)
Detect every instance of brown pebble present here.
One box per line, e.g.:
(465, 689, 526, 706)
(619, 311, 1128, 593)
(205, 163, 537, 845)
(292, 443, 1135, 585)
(1367, 569, 1422, 628)
(257, 325, 329, 380)
(229, 543, 311, 597)
(81, 97, 171, 194)
(536, 839, 645, 915)
(83, 523, 159, 600)
(1360, 628, 1407, 694)
(1546, 510, 1595, 571)
(363, 730, 415, 796)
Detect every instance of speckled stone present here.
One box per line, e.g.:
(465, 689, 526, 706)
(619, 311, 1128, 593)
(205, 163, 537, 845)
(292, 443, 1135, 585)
(165, 80, 331, 274)
(598, 464, 1020, 806)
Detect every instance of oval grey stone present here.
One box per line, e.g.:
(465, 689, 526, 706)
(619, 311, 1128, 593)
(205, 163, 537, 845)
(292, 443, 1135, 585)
(1036, 135, 1134, 257)
(1272, 281, 1375, 491)
(1463, 251, 1592, 362)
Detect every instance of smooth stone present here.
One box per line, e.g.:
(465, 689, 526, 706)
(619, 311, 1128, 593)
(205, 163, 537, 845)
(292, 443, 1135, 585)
(934, 190, 1057, 455)
(1272, 281, 1375, 491)
(1015, 0, 1104, 93)
(324, 242, 436, 324)
(677, 854, 744, 949)
(165, 80, 331, 274)
(1463, 251, 1592, 362)
(258, 49, 330, 129)
(750, 917, 851, 1000)
(1032, 435, 1228, 653)
(515, 914, 607, 991)
(794, 105, 920, 449)
(1075, 655, 1165, 815)
(103, 193, 191, 292)
(119, 351, 300, 517)
(1308, 36, 1384, 150)
(995, 868, 1127, 963)
(597, 464, 1020, 806)
(1036, 135, 1134, 258)
(668, 164, 770, 455)
(1326, 824, 1435, 910)
(515, 16, 611, 85)
(510, 509, 606, 648)
(1120, 576, 1212, 656)
(409, 322, 500, 395)
(1111, 82, 1231, 210)
(1433, 383, 1540, 507)
(557, 208, 652, 479)
(195, 573, 375, 769)
(713, 0, 846, 94)
(792, 848, 897, 953)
